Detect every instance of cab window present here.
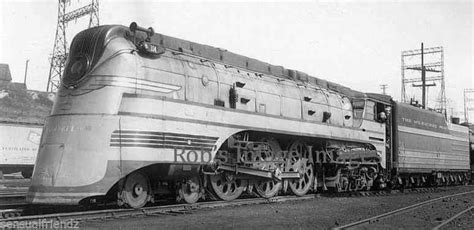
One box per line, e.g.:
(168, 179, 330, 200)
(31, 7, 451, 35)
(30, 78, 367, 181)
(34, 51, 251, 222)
(353, 100, 365, 119)
(352, 100, 365, 127)
(364, 101, 375, 120)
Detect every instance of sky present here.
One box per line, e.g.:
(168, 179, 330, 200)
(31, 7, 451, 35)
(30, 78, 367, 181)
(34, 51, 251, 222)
(1, 0, 473, 121)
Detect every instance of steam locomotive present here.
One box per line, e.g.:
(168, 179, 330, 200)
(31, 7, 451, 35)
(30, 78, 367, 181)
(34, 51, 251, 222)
(26, 23, 471, 208)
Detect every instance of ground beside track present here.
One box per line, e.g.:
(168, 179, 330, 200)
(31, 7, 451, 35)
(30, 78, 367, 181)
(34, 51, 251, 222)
(361, 191, 474, 229)
(82, 185, 474, 230)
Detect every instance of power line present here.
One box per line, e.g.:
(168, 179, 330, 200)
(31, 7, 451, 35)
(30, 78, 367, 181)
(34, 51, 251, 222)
(464, 88, 474, 123)
(401, 43, 446, 116)
(47, 0, 99, 92)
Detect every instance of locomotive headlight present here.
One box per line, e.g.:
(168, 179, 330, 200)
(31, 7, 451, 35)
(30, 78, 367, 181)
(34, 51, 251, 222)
(63, 54, 90, 87)
(70, 55, 89, 76)
(70, 58, 86, 75)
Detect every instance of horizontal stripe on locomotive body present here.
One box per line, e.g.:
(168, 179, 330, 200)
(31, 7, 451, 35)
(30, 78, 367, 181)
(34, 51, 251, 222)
(397, 163, 470, 170)
(110, 143, 213, 151)
(397, 156, 470, 165)
(120, 93, 385, 136)
(111, 137, 217, 145)
(397, 156, 470, 169)
(91, 75, 182, 93)
(399, 148, 469, 157)
(0, 164, 35, 167)
(397, 167, 471, 173)
(451, 141, 470, 147)
(110, 130, 218, 150)
(117, 111, 383, 147)
(398, 155, 470, 163)
(111, 130, 218, 141)
(398, 125, 468, 142)
(110, 139, 215, 147)
(118, 93, 385, 142)
(368, 136, 384, 142)
(450, 133, 469, 141)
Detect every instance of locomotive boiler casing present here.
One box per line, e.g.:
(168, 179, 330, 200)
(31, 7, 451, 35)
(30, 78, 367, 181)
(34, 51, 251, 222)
(27, 25, 388, 205)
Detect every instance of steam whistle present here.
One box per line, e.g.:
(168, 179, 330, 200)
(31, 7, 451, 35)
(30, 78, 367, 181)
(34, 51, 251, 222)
(129, 22, 154, 41)
(129, 22, 164, 56)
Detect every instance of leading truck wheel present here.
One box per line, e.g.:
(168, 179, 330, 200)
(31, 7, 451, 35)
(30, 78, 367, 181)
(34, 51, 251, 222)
(178, 176, 201, 204)
(119, 172, 151, 208)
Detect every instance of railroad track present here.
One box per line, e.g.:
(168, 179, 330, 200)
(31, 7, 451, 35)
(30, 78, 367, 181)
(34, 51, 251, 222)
(334, 190, 474, 229)
(432, 206, 474, 229)
(321, 186, 439, 198)
(0, 189, 28, 203)
(0, 195, 314, 222)
(0, 186, 470, 223)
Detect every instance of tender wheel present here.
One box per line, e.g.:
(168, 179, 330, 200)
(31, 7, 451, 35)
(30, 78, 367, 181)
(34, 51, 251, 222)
(120, 172, 151, 208)
(179, 176, 201, 204)
(209, 173, 246, 201)
(286, 141, 314, 196)
(254, 138, 282, 198)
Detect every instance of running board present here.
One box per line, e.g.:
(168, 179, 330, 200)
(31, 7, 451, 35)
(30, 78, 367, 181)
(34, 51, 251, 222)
(216, 164, 300, 180)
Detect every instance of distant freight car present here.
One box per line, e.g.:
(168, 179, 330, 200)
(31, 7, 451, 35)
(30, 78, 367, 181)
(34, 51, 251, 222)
(470, 129, 474, 182)
(0, 122, 42, 178)
(0, 78, 53, 178)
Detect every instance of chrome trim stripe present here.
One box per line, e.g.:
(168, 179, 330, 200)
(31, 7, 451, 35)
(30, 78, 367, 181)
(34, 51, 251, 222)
(110, 130, 218, 151)
(398, 125, 467, 142)
(93, 76, 182, 93)
(117, 111, 380, 146)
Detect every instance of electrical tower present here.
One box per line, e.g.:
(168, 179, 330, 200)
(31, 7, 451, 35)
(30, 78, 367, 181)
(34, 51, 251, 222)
(464, 88, 474, 123)
(47, 0, 99, 92)
(401, 43, 446, 116)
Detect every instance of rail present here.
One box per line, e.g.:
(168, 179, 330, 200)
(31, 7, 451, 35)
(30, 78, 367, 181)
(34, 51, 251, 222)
(333, 190, 474, 229)
(1, 195, 314, 222)
(432, 206, 474, 230)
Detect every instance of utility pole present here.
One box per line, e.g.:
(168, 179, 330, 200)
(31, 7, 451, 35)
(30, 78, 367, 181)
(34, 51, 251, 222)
(465, 88, 474, 123)
(411, 43, 436, 108)
(421, 43, 426, 107)
(47, 0, 99, 92)
(380, 84, 388, 95)
(23, 59, 29, 87)
(402, 43, 442, 110)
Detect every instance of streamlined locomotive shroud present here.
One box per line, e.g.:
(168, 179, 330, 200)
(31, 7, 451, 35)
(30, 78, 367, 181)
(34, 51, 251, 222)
(27, 23, 471, 208)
